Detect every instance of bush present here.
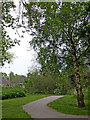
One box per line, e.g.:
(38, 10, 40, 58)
(67, 89, 77, 95)
(28, 75, 56, 94)
(67, 87, 89, 99)
(23, 74, 69, 95)
(83, 87, 89, 100)
(2, 87, 26, 100)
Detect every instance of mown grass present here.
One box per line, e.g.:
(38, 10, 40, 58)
(48, 93, 89, 115)
(2, 94, 49, 118)
(2, 88, 89, 118)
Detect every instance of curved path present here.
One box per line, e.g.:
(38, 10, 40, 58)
(23, 96, 88, 118)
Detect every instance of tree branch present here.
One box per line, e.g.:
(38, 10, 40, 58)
(77, 45, 90, 60)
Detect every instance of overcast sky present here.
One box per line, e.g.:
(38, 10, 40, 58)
(1, 26, 39, 76)
(0, 0, 40, 75)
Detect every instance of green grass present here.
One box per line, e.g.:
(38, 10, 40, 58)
(2, 94, 49, 118)
(48, 94, 89, 115)
(2, 88, 89, 118)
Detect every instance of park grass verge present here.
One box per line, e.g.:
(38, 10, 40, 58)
(2, 94, 49, 118)
(48, 94, 89, 115)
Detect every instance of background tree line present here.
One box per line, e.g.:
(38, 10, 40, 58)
(23, 65, 89, 95)
(0, 72, 21, 82)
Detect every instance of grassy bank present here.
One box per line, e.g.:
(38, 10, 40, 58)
(48, 93, 89, 115)
(2, 88, 89, 118)
(2, 94, 49, 118)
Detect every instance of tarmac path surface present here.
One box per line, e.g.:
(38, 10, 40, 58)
(23, 96, 88, 119)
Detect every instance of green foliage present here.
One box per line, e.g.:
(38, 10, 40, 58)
(2, 87, 26, 100)
(83, 88, 89, 100)
(23, 78, 32, 93)
(0, 1, 20, 66)
(9, 72, 14, 81)
(67, 88, 89, 100)
(55, 83, 67, 95)
(0, 72, 23, 82)
(0, 86, 2, 97)
(24, 73, 71, 95)
(79, 65, 90, 88)
(0, 72, 9, 80)
(67, 89, 77, 95)
(22, 2, 90, 73)
(23, 69, 89, 96)
(8, 72, 22, 82)
(30, 75, 56, 94)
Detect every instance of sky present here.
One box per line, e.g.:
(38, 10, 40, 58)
(0, 0, 40, 75)
(1, 27, 39, 76)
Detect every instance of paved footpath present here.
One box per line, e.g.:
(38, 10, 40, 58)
(23, 96, 88, 118)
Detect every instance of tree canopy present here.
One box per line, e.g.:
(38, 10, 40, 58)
(0, 0, 20, 66)
(19, 1, 90, 74)
(21, 1, 90, 107)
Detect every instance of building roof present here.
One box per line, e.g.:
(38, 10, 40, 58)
(0, 78, 10, 86)
(12, 76, 27, 84)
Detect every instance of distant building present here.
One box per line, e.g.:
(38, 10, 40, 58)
(11, 75, 27, 87)
(0, 78, 10, 87)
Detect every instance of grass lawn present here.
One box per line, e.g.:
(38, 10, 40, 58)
(48, 94, 89, 115)
(2, 91, 89, 118)
(2, 94, 49, 118)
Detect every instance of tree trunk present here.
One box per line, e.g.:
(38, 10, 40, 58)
(69, 29, 85, 107)
(72, 54, 85, 107)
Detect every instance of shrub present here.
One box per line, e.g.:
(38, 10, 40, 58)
(83, 87, 89, 100)
(67, 89, 77, 95)
(67, 88, 89, 99)
(23, 74, 70, 95)
(2, 87, 26, 100)
(29, 75, 56, 94)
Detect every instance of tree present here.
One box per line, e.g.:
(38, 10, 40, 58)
(9, 72, 15, 81)
(0, 72, 9, 80)
(0, 0, 20, 66)
(19, 1, 90, 107)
